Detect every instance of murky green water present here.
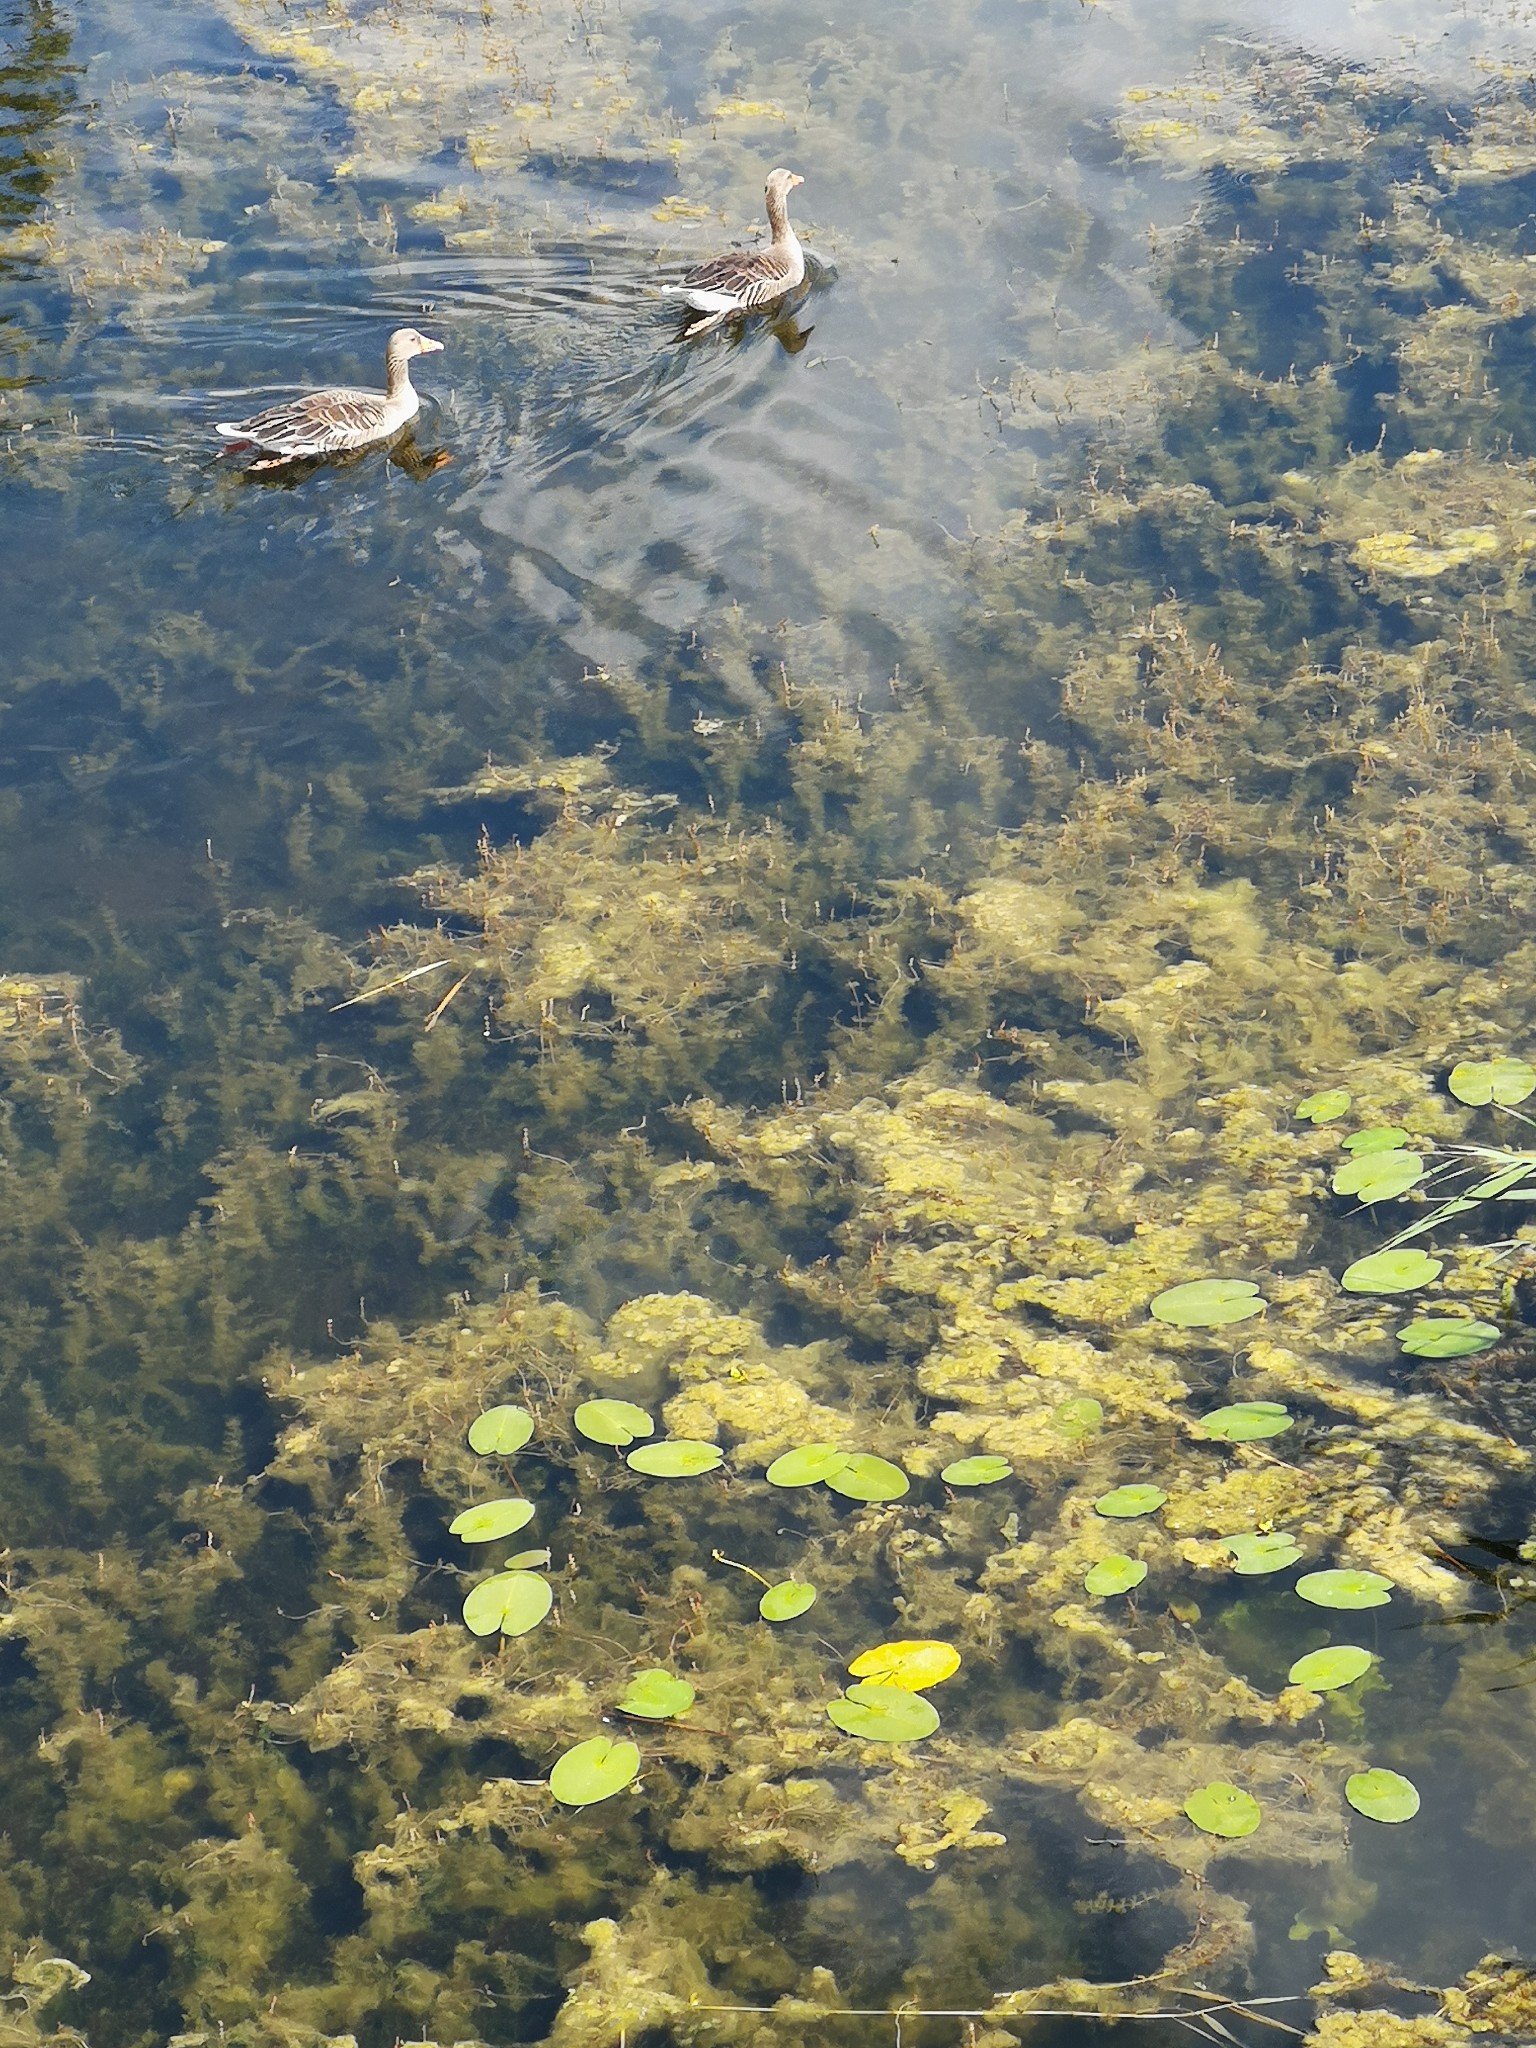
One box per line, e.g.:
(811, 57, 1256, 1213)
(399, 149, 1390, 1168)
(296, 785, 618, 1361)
(8, 0, 1536, 2044)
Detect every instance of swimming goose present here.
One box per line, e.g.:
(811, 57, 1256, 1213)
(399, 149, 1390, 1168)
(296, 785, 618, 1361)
(215, 327, 444, 469)
(663, 168, 806, 338)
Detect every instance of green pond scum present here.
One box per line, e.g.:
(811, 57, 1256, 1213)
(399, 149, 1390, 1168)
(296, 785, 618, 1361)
(12, 6, 1536, 2048)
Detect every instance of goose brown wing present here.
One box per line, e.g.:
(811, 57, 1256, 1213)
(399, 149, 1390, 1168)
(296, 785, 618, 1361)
(230, 384, 388, 455)
(681, 245, 796, 307)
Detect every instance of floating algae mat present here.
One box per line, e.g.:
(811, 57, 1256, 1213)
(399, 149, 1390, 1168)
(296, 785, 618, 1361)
(11, 6, 1536, 2048)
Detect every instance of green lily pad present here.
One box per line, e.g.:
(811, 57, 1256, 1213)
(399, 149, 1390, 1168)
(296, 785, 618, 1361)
(1341, 1126, 1412, 1154)
(759, 1580, 817, 1622)
(1196, 1401, 1293, 1443)
(625, 1439, 723, 1477)
(1149, 1279, 1266, 1328)
(825, 1453, 909, 1502)
(467, 1405, 535, 1456)
(1287, 1645, 1374, 1692)
(462, 1571, 553, 1638)
(449, 1498, 537, 1543)
(940, 1455, 1012, 1486)
(1396, 1317, 1501, 1359)
(1340, 1248, 1443, 1294)
(573, 1399, 654, 1448)
(1344, 1767, 1420, 1823)
(1051, 1397, 1104, 1439)
(826, 1681, 940, 1744)
(1331, 1151, 1426, 1202)
(765, 1443, 853, 1487)
(618, 1669, 695, 1720)
(1184, 1780, 1261, 1838)
(1296, 1568, 1394, 1610)
(1224, 1531, 1303, 1575)
(1094, 1484, 1168, 1519)
(1296, 1088, 1352, 1123)
(1448, 1057, 1536, 1108)
(504, 1548, 550, 1570)
(549, 1735, 640, 1807)
(1084, 1555, 1148, 1596)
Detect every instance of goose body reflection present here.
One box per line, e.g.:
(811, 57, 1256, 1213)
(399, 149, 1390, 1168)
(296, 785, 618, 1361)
(661, 168, 807, 338)
(215, 327, 444, 471)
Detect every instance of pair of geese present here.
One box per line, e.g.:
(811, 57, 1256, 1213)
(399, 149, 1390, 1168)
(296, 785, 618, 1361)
(217, 168, 808, 472)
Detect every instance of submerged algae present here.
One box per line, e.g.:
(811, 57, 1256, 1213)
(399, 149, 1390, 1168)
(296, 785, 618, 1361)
(12, 45, 1536, 2048)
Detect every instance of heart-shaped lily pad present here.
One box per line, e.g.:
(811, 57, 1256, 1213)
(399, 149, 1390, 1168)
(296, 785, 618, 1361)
(625, 1439, 723, 1477)
(1196, 1401, 1293, 1443)
(1296, 1568, 1394, 1610)
(574, 1399, 654, 1448)
(1052, 1397, 1104, 1439)
(467, 1405, 535, 1456)
(1084, 1555, 1147, 1596)
(1340, 1249, 1442, 1294)
(1341, 1126, 1412, 1154)
(1296, 1088, 1352, 1123)
(826, 1682, 940, 1743)
(1448, 1057, 1536, 1107)
(759, 1580, 817, 1622)
(1224, 1531, 1303, 1575)
(1331, 1151, 1426, 1202)
(549, 1735, 640, 1807)
(618, 1669, 695, 1720)
(1094, 1484, 1168, 1519)
(847, 1640, 960, 1691)
(941, 1455, 1012, 1486)
(1345, 1767, 1420, 1823)
(1287, 1645, 1373, 1692)
(765, 1443, 852, 1487)
(449, 1499, 537, 1543)
(824, 1453, 909, 1502)
(462, 1570, 553, 1638)
(1396, 1318, 1500, 1358)
(1184, 1781, 1261, 1838)
(1150, 1280, 1266, 1328)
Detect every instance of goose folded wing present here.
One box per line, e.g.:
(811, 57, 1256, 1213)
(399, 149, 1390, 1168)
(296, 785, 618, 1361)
(681, 245, 796, 307)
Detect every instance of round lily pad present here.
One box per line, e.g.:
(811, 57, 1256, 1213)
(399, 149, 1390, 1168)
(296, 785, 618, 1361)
(1197, 1401, 1293, 1443)
(618, 1669, 695, 1720)
(1296, 1088, 1352, 1123)
(1052, 1397, 1104, 1439)
(462, 1570, 553, 1638)
(1331, 1151, 1426, 1202)
(549, 1735, 640, 1807)
(1224, 1531, 1303, 1575)
(573, 1399, 654, 1448)
(1396, 1318, 1500, 1359)
(825, 1453, 909, 1503)
(449, 1498, 537, 1543)
(1084, 1555, 1147, 1596)
(1340, 1249, 1443, 1294)
(1448, 1057, 1536, 1108)
(468, 1405, 535, 1456)
(1341, 1126, 1412, 1154)
(1094, 1484, 1168, 1520)
(826, 1682, 940, 1744)
(941, 1455, 1012, 1486)
(765, 1443, 852, 1487)
(1287, 1645, 1373, 1692)
(759, 1580, 817, 1622)
(1296, 1568, 1394, 1610)
(1184, 1781, 1261, 1838)
(847, 1640, 960, 1691)
(625, 1439, 723, 1477)
(1150, 1280, 1266, 1328)
(1345, 1767, 1419, 1823)
(504, 1547, 550, 1570)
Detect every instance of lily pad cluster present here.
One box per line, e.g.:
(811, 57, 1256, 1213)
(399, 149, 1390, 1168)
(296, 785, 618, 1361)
(765, 1442, 909, 1502)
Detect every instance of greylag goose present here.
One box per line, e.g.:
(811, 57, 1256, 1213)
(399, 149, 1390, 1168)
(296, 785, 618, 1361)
(215, 327, 443, 469)
(663, 168, 806, 338)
